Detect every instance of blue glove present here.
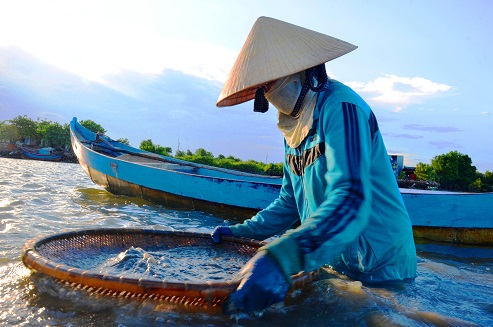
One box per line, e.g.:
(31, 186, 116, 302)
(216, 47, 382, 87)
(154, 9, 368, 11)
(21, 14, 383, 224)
(224, 251, 290, 314)
(211, 226, 233, 243)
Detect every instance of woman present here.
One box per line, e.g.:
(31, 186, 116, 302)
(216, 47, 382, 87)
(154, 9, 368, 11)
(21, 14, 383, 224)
(213, 16, 417, 314)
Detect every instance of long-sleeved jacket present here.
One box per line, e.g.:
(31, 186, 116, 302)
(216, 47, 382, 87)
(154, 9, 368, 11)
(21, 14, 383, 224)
(230, 80, 417, 283)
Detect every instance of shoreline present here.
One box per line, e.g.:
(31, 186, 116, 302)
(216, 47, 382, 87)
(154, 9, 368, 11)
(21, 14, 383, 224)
(0, 150, 79, 164)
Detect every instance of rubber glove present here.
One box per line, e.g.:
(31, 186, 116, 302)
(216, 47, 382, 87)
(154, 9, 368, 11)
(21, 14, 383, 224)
(211, 226, 233, 243)
(224, 250, 290, 314)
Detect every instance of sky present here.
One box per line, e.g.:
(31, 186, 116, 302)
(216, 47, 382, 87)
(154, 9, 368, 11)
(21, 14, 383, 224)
(1, 0, 492, 172)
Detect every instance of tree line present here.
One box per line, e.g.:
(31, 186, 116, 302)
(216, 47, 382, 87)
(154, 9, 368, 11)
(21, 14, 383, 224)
(0, 115, 71, 149)
(1, 115, 492, 191)
(410, 151, 493, 192)
(139, 139, 283, 176)
(0, 115, 106, 150)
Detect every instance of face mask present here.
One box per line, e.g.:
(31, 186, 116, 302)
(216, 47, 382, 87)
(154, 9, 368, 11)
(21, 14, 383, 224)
(265, 72, 304, 116)
(264, 72, 318, 148)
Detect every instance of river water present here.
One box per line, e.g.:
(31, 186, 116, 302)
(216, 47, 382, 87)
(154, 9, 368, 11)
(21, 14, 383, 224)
(1, 157, 492, 326)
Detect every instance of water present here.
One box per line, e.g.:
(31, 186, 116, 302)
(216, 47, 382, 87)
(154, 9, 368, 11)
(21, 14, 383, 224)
(62, 244, 251, 282)
(1, 157, 492, 326)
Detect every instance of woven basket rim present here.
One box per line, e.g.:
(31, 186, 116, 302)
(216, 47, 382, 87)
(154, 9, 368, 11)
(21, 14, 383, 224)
(21, 227, 319, 312)
(22, 228, 269, 290)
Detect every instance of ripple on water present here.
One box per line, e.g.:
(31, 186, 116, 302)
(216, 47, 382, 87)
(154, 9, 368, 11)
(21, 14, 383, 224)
(21, 183, 47, 190)
(0, 220, 13, 234)
(0, 199, 24, 207)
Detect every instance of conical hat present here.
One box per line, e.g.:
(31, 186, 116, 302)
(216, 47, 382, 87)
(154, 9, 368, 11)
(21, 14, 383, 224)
(216, 16, 357, 107)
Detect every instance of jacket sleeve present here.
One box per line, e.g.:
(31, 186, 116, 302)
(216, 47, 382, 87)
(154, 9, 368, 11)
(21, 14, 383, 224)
(229, 162, 301, 240)
(264, 101, 373, 280)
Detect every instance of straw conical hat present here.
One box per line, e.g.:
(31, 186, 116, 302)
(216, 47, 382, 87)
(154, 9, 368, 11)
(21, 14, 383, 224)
(216, 16, 357, 107)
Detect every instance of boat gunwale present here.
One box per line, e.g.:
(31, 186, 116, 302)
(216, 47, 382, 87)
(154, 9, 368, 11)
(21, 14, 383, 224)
(71, 118, 282, 186)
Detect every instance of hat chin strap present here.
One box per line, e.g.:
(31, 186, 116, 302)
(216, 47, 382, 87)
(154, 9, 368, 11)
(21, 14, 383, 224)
(254, 86, 269, 113)
(290, 64, 329, 118)
(253, 64, 329, 115)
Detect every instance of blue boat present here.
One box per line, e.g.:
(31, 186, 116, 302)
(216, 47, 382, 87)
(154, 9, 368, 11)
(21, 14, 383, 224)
(21, 146, 63, 162)
(70, 117, 493, 245)
(70, 117, 282, 219)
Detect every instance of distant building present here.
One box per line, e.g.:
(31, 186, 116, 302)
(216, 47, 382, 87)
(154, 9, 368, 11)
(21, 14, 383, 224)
(389, 154, 404, 177)
(401, 166, 416, 180)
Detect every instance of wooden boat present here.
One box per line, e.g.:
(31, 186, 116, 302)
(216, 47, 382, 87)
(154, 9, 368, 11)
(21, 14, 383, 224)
(21, 146, 63, 162)
(70, 117, 282, 219)
(70, 117, 493, 245)
(400, 188, 493, 245)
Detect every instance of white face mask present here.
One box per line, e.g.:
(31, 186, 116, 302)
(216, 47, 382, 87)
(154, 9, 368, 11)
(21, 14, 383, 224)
(264, 72, 318, 148)
(265, 72, 304, 116)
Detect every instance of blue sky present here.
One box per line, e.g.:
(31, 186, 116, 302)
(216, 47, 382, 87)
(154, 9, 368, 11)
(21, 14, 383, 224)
(1, 0, 492, 172)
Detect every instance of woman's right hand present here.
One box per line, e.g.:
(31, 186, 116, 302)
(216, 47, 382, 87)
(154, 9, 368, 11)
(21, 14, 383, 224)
(211, 226, 233, 243)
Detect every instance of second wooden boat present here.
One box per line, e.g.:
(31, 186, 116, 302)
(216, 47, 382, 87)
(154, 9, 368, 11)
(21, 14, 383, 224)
(70, 117, 493, 245)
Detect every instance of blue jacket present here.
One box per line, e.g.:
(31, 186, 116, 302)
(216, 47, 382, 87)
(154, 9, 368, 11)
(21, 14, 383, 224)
(230, 80, 417, 283)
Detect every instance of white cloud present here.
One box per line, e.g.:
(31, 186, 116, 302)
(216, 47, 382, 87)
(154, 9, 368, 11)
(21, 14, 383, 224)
(0, 0, 236, 85)
(345, 74, 452, 108)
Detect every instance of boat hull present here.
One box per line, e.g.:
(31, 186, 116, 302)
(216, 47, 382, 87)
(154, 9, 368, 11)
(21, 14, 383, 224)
(84, 163, 262, 219)
(400, 189, 493, 245)
(21, 148, 62, 162)
(70, 118, 281, 220)
(412, 226, 492, 245)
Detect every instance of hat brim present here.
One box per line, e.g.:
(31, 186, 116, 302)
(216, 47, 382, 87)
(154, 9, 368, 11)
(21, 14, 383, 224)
(216, 17, 357, 107)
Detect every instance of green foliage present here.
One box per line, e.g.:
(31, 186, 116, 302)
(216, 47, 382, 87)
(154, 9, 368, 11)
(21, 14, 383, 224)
(195, 148, 213, 158)
(485, 170, 493, 186)
(431, 151, 477, 191)
(412, 151, 493, 192)
(139, 139, 154, 152)
(398, 171, 408, 179)
(471, 170, 493, 192)
(0, 116, 73, 147)
(175, 150, 186, 157)
(414, 162, 434, 181)
(263, 162, 283, 176)
(0, 121, 19, 142)
(117, 138, 130, 145)
(160, 146, 173, 157)
(44, 122, 70, 147)
(80, 120, 106, 134)
(36, 120, 52, 143)
(174, 149, 283, 176)
(9, 115, 38, 142)
(139, 139, 172, 156)
(36, 119, 70, 147)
